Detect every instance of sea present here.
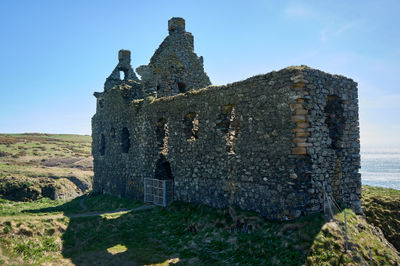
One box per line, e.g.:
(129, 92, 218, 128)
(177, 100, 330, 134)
(361, 146, 400, 190)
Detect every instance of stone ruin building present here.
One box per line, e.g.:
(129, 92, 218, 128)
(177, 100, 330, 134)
(92, 17, 361, 220)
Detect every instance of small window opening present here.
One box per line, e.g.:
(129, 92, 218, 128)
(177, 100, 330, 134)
(183, 112, 199, 141)
(216, 104, 239, 154)
(156, 118, 169, 155)
(120, 127, 130, 153)
(156, 85, 161, 91)
(178, 82, 186, 93)
(119, 70, 125, 80)
(216, 104, 234, 134)
(99, 134, 106, 156)
(325, 95, 344, 150)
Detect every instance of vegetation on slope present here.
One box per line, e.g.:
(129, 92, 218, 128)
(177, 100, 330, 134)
(363, 185, 400, 252)
(0, 134, 399, 264)
(0, 133, 93, 201)
(0, 190, 399, 265)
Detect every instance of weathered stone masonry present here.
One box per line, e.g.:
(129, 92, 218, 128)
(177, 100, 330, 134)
(92, 17, 361, 220)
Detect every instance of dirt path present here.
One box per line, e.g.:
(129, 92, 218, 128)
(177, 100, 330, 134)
(67, 205, 155, 218)
(0, 204, 156, 221)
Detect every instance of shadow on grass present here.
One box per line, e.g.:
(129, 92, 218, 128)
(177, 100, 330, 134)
(25, 193, 143, 215)
(27, 196, 326, 265)
(24, 196, 84, 215)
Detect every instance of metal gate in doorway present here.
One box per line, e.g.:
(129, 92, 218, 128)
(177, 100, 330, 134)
(144, 178, 174, 207)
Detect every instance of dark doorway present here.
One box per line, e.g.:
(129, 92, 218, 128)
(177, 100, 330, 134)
(154, 155, 173, 180)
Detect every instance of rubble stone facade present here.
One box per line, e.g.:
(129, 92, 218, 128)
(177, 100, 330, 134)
(92, 17, 361, 220)
(136, 17, 211, 97)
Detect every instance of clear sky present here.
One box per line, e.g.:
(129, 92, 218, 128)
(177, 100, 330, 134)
(0, 0, 399, 148)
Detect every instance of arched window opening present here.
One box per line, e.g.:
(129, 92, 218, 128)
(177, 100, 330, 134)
(120, 127, 130, 153)
(156, 118, 168, 155)
(99, 134, 106, 156)
(183, 112, 199, 140)
(119, 70, 126, 80)
(178, 82, 186, 93)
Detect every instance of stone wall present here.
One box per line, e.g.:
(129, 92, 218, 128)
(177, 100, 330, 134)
(136, 17, 211, 97)
(91, 17, 361, 220)
(300, 69, 361, 213)
(92, 65, 361, 220)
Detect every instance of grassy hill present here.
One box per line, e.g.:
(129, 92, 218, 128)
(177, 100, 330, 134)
(0, 133, 399, 265)
(0, 188, 399, 265)
(0, 133, 93, 201)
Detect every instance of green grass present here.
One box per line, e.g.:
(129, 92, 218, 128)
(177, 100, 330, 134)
(0, 133, 91, 159)
(4, 133, 91, 142)
(0, 189, 399, 265)
(0, 133, 93, 202)
(0, 134, 399, 264)
(58, 201, 327, 265)
(0, 194, 145, 265)
(0, 193, 143, 217)
(362, 185, 400, 251)
(307, 208, 400, 265)
(0, 198, 64, 216)
(27, 193, 143, 215)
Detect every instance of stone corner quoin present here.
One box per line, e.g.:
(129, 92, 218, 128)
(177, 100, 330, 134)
(91, 17, 361, 221)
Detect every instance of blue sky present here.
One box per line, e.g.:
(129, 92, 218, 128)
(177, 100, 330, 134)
(0, 0, 399, 148)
